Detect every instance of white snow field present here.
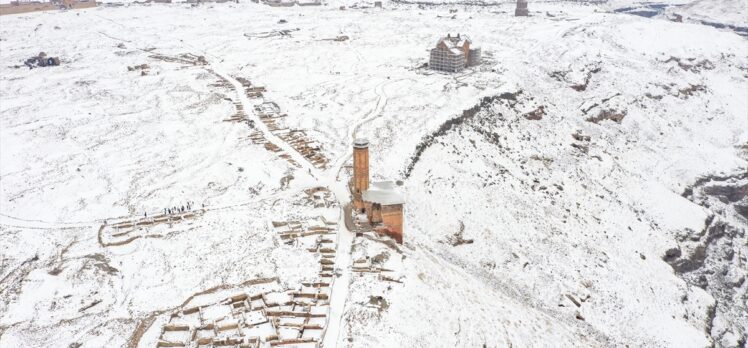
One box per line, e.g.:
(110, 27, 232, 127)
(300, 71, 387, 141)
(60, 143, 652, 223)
(1, 1, 747, 348)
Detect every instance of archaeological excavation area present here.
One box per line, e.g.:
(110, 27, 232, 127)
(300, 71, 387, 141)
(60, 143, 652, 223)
(1, 0, 747, 348)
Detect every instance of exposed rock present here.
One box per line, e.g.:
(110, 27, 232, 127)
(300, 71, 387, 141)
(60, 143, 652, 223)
(672, 173, 748, 342)
(404, 91, 521, 178)
(586, 109, 626, 124)
(570, 65, 601, 92)
(663, 56, 715, 73)
(572, 132, 591, 142)
(524, 106, 545, 120)
(663, 247, 682, 262)
(678, 84, 706, 98)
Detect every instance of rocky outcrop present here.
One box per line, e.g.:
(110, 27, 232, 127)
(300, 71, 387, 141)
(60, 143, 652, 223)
(667, 172, 748, 347)
(403, 91, 521, 179)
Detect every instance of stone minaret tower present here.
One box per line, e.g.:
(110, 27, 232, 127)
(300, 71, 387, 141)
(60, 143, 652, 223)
(352, 138, 370, 211)
(515, 0, 528, 16)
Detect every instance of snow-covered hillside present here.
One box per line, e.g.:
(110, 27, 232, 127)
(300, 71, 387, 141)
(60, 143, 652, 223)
(0, 0, 746, 348)
(667, 0, 748, 27)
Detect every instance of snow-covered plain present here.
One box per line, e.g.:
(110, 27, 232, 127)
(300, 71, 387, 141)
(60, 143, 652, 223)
(0, 0, 747, 347)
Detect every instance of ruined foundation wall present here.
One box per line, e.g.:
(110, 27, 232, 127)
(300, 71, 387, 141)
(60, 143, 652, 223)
(0, 0, 95, 15)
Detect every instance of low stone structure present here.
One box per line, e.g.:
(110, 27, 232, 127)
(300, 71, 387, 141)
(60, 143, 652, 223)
(0, 0, 96, 16)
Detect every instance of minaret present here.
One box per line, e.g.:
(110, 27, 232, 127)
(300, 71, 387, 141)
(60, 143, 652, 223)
(515, 0, 528, 16)
(352, 138, 370, 211)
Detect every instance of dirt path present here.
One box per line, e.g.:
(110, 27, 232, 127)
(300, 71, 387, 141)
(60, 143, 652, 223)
(213, 70, 321, 178)
(212, 63, 363, 347)
(320, 79, 402, 346)
(320, 180, 354, 347)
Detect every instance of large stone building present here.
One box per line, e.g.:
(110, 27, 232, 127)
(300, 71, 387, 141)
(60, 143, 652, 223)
(515, 0, 528, 16)
(429, 34, 481, 73)
(351, 138, 405, 244)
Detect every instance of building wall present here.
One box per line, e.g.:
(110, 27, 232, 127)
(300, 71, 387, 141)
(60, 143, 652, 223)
(353, 145, 369, 210)
(515, 0, 528, 16)
(462, 41, 471, 66)
(468, 47, 481, 67)
(367, 203, 383, 224)
(381, 204, 403, 243)
(430, 48, 465, 72)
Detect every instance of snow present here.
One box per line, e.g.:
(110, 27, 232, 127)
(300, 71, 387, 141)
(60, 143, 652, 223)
(362, 181, 405, 205)
(667, 0, 748, 27)
(1, 0, 747, 347)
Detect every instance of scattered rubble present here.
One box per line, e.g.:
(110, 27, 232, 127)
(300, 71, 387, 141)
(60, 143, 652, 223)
(585, 109, 626, 124)
(149, 53, 207, 65)
(244, 29, 299, 39)
(127, 64, 149, 71)
(127, 63, 150, 75)
(678, 84, 706, 99)
(322, 35, 349, 42)
(662, 56, 715, 73)
(79, 299, 102, 312)
(24, 52, 60, 69)
(570, 66, 601, 91)
(443, 221, 474, 246)
(523, 106, 545, 120)
(253, 101, 329, 169)
(672, 172, 748, 344)
(572, 132, 591, 142)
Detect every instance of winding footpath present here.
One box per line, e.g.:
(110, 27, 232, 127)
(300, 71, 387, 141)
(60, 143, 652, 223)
(215, 69, 380, 347)
(214, 71, 396, 346)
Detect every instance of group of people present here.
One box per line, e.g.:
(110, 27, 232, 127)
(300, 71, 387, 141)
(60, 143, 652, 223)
(161, 201, 197, 216)
(139, 201, 204, 218)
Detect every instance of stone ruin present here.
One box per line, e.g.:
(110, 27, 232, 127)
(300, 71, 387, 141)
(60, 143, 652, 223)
(515, 0, 528, 16)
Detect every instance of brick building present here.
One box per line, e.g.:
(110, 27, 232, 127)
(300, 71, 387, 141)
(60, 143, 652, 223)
(429, 34, 481, 73)
(351, 138, 405, 244)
